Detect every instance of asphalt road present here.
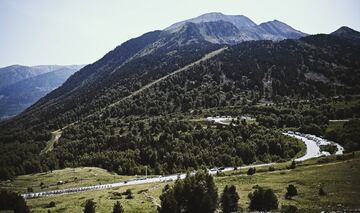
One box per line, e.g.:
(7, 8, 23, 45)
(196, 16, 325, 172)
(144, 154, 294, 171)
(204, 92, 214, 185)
(21, 131, 344, 199)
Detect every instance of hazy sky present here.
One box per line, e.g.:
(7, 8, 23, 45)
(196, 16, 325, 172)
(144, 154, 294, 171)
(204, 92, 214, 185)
(0, 0, 359, 67)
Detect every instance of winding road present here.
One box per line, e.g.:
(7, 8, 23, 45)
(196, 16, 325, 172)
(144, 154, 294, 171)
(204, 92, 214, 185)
(21, 131, 344, 199)
(26, 49, 345, 199)
(284, 132, 344, 161)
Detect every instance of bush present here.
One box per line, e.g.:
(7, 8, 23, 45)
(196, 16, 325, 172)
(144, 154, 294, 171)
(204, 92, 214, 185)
(47, 201, 56, 208)
(124, 189, 133, 199)
(319, 186, 326, 196)
(288, 160, 296, 169)
(83, 199, 96, 213)
(27, 187, 33, 193)
(0, 168, 13, 181)
(281, 205, 299, 213)
(285, 184, 298, 199)
(112, 201, 124, 213)
(268, 166, 275, 171)
(247, 167, 256, 175)
(0, 189, 29, 213)
(249, 187, 278, 211)
(110, 191, 122, 200)
(320, 144, 337, 154)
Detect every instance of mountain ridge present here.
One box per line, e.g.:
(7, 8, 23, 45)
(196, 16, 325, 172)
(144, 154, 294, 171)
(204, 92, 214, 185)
(331, 26, 360, 42)
(0, 65, 84, 120)
(165, 12, 307, 42)
(0, 13, 360, 179)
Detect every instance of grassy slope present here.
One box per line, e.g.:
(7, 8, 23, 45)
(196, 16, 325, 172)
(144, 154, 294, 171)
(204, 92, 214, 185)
(19, 154, 360, 213)
(0, 167, 135, 194)
(217, 159, 360, 212)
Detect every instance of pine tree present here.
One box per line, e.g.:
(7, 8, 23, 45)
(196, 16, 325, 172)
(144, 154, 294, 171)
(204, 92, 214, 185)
(83, 199, 96, 213)
(285, 184, 298, 199)
(159, 186, 178, 213)
(0, 189, 30, 213)
(158, 171, 218, 213)
(221, 185, 240, 213)
(113, 201, 124, 213)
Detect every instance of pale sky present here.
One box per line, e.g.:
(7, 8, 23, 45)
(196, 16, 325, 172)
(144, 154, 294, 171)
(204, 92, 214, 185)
(0, 0, 359, 67)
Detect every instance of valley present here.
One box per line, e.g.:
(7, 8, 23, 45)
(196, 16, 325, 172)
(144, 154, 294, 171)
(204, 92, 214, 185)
(16, 132, 344, 199)
(0, 10, 360, 213)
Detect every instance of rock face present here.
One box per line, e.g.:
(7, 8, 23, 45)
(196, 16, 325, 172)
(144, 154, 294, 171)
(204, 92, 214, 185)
(165, 12, 307, 43)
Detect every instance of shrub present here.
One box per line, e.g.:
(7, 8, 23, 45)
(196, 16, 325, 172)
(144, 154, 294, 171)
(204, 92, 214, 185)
(27, 187, 33, 193)
(281, 205, 299, 213)
(48, 201, 56, 208)
(247, 167, 256, 175)
(112, 201, 124, 213)
(320, 144, 337, 154)
(268, 166, 275, 171)
(285, 184, 298, 199)
(125, 189, 133, 199)
(319, 186, 326, 196)
(249, 187, 278, 211)
(83, 199, 96, 213)
(288, 160, 296, 169)
(0, 189, 29, 213)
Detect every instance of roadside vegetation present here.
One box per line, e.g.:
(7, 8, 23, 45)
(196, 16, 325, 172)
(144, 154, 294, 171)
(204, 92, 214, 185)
(0, 167, 134, 194)
(12, 152, 359, 212)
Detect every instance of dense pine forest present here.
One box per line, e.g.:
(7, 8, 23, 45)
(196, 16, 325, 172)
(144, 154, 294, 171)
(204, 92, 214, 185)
(1, 30, 360, 180)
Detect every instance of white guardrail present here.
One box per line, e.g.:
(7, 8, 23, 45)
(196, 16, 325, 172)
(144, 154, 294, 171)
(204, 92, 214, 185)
(21, 131, 344, 199)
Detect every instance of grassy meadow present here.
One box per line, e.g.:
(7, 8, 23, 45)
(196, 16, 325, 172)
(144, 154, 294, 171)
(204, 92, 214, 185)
(5, 152, 357, 212)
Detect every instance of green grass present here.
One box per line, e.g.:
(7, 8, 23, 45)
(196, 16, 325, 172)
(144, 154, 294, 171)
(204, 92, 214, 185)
(15, 153, 360, 212)
(216, 158, 360, 212)
(0, 167, 135, 194)
(26, 183, 163, 213)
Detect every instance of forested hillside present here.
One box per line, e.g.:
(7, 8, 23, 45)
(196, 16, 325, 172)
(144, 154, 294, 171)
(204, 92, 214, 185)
(0, 24, 360, 179)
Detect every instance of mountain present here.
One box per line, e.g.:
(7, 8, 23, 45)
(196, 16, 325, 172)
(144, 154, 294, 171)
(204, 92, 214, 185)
(0, 65, 84, 120)
(13, 28, 219, 130)
(259, 20, 307, 39)
(0, 12, 359, 179)
(7, 13, 308, 129)
(165, 12, 307, 43)
(331, 26, 360, 42)
(0, 65, 56, 90)
(165, 12, 258, 31)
